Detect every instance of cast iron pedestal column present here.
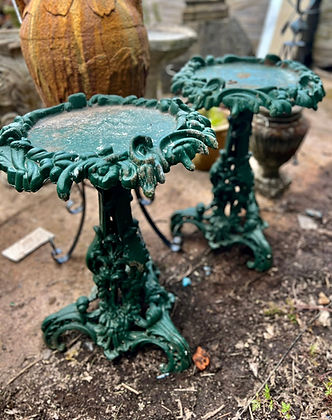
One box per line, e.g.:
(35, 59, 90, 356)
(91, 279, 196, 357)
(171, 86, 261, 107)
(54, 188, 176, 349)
(172, 109, 272, 271)
(43, 185, 191, 372)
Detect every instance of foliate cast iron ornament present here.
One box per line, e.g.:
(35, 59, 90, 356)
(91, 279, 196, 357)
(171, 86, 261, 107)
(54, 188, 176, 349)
(0, 93, 217, 372)
(0, 92, 216, 200)
(171, 54, 324, 271)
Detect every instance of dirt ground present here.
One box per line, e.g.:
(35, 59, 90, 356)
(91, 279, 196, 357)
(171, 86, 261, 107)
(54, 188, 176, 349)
(0, 75, 331, 420)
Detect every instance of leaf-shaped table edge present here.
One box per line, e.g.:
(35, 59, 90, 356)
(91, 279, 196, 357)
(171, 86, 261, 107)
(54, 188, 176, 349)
(0, 93, 217, 200)
(171, 54, 325, 116)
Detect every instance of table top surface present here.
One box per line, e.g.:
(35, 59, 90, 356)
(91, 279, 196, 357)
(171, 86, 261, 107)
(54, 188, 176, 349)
(28, 105, 178, 155)
(194, 61, 299, 90)
(0, 93, 217, 200)
(172, 54, 325, 116)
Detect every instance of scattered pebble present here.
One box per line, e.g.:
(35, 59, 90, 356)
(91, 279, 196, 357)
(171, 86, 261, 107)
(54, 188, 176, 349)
(297, 214, 318, 230)
(182, 277, 192, 287)
(318, 292, 330, 306)
(263, 325, 275, 340)
(305, 208, 323, 220)
(249, 361, 259, 378)
(170, 243, 181, 252)
(235, 341, 245, 350)
(156, 372, 170, 380)
(83, 341, 94, 352)
(203, 265, 212, 276)
(41, 349, 52, 360)
(48, 296, 56, 305)
(316, 311, 331, 328)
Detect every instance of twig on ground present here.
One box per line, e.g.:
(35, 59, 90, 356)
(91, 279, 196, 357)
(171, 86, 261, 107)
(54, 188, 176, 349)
(80, 348, 97, 365)
(241, 272, 268, 292)
(161, 404, 173, 414)
(219, 413, 232, 419)
(66, 334, 83, 349)
(317, 228, 332, 239)
(234, 303, 331, 419)
(114, 403, 123, 420)
(6, 358, 41, 386)
(248, 404, 254, 420)
(294, 303, 332, 313)
(176, 398, 184, 419)
(167, 248, 211, 285)
(120, 383, 141, 395)
(173, 387, 197, 392)
(201, 404, 225, 420)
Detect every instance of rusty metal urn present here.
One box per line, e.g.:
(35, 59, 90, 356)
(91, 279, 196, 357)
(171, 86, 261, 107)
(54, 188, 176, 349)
(17, 0, 150, 106)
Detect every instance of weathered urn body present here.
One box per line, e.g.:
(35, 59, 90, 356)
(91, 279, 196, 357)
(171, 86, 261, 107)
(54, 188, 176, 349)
(17, 0, 150, 106)
(250, 107, 310, 198)
(0, 29, 41, 128)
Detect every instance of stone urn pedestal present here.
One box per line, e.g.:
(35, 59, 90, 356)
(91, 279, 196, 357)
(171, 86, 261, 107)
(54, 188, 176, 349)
(0, 29, 41, 127)
(250, 107, 310, 198)
(146, 25, 197, 98)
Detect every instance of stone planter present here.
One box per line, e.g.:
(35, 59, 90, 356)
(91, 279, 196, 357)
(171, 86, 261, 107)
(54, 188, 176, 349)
(250, 107, 310, 198)
(17, 0, 150, 106)
(193, 120, 228, 171)
(0, 28, 41, 128)
(146, 24, 197, 98)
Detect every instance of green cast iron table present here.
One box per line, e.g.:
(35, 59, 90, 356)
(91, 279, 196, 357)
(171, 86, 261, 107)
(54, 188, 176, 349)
(171, 54, 324, 271)
(0, 93, 217, 372)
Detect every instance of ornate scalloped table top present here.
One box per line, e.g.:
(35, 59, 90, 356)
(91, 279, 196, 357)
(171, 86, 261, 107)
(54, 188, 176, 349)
(0, 93, 217, 200)
(195, 62, 299, 90)
(27, 105, 178, 155)
(172, 54, 325, 116)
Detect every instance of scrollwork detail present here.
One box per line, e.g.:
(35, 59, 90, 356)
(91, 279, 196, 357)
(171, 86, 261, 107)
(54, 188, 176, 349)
(0, 93, 217, 200)
(171, 54, 325, 115)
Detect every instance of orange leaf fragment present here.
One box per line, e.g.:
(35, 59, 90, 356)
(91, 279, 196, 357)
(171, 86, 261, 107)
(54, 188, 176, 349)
(192, 346, 210, 371)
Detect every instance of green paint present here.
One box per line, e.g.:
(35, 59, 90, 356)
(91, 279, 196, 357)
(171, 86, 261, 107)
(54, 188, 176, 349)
(195, 62, 299, 90)
(43, 186, 191, 372)
(172, 54, 325, 115)
(0, 92, 217, 372)
(171, 54, 324, 271)
(28, 106, 177, 155)
(0, 93, 217, 200)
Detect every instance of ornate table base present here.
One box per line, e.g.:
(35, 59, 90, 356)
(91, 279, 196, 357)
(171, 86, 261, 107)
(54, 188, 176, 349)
(171, 110, 273, 272)
(43, 186, 191, 372)
(170, 54, 324, 272)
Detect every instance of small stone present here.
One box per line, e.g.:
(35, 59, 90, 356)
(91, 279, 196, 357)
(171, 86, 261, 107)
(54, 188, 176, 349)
(305, 208, 323, 220)
(182, 277, 192, 287)
(83, 341, 94, 352)
(203, 265, 212, 276)
(250, 345, 259, 357)
(235, 341, 245, 350)
(318, 292, 330, 306)
(48, 296, 56, 305)
(249, 361, 259, 377)
(41, 349, 52, 360)
(156, 372, 169, 380)
(316, 311, 331, 328)
(297, 214, 318, 230)
(263, 325, 275, 340)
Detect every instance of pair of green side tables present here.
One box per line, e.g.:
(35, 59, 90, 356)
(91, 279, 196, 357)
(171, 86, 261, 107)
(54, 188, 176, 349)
(0, 55, 324, 372)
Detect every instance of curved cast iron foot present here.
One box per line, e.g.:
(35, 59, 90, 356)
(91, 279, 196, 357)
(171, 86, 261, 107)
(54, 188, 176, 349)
(171, 202, 208, 242)
(42, 296, 191, 373)
(170, 204, 273, 272)
(205, 225, 273, 272)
